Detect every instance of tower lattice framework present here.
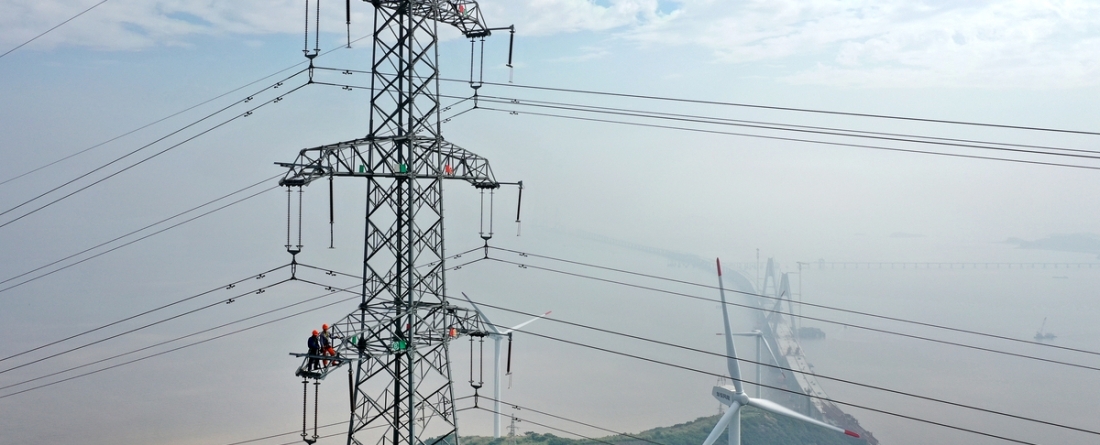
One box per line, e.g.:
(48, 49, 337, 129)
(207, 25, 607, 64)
(277, 2, 501, 445)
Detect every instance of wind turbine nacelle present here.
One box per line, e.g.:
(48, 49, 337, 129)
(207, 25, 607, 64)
(712, 384, 746, 407)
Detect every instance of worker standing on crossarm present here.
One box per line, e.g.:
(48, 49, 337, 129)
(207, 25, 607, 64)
(307, 330, 321, 371)
(321, 324, 336, 366)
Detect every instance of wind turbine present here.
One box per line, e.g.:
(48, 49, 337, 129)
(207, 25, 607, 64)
(462, 293, 551, 438)
(703, 259, 859, 445)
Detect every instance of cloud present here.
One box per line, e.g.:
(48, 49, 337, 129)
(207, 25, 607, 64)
(6, 1, 1100, 88)
(624, 0, 1100, 88)
(485, 0, 664, 36)
(0, 0, 307, 51)
(0, 1, 666, 52)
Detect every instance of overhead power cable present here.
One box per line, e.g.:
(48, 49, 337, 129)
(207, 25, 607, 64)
(474, 396, 664, 445)
(281, 267, 1091, 439)
(0, 1, 109, 60)
(294, 260, 1100, 437)
(473, 406, 624, 445)
(0, 75, 308, 229)
(0, 281, 357, 393)
(441, 78, 1100, 137)
(490, 321, 1039, 445)
(1, 82, 294, 187)
(0, 185, 280, 296)
(0, 263, 288, 364)
(220, 395, 481, 443)
(484, 255, 1100, 373)
(477, 107, 1100, 172)
(15, 263, 1048, 444)
(0, 175, 280, 295)
(310, 75, 1100, 170)
(0, 282, 360, 400)
(1, 32, 376, 187)
(0, 255, 479, 397)
(471, 95, 1100, 161)
(466, 299, 1100, 438)
(471, 96, 1100, 156)
(222, 421, 347, 445)
(0, 276, 294, 376)
(487, 247, 1100, 359)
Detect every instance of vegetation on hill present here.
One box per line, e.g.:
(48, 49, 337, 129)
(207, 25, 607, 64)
(459, 408, 867, 445)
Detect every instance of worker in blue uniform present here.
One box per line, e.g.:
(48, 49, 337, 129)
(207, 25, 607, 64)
(307, 329, 321, 371)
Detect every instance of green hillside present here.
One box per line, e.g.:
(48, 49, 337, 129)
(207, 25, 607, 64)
(459, 408, 867, 445)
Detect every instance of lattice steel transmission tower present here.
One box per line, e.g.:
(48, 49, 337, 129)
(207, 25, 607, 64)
(277, 2, 511, 445)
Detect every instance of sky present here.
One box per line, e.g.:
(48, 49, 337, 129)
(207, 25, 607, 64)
(2, 1, 1100, 445)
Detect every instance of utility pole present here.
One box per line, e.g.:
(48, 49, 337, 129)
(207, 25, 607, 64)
(278, 3, 513, 445)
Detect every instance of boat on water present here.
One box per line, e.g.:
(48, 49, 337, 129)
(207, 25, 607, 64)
(1035, 317, 1056, 341)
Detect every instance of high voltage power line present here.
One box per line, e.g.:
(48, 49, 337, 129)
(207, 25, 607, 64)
(0, 282, 355, 394)
(319, 67, 1100, 137)
(463, 300, 1099, 438)
(2, 266, 1080, 444)
(0, 249, 481, 382)
(467, 95, 1100, 161)
(471, 323, 1041, 445)
(464, 95, 1100, 156)
(485, 247, 1100, 359)
(0, 285, 360, 400)
(0, 74, 308, 230)
(0, 177, 280, 296)
(305, 256, 1100, 372)
(0, 33, 381, 189)
(308, 77, 1100, 171)
(479, 254, 1100, 372)
(290, 268, 1100, 441)
(296, 267, 1095, 440)
(0, 1, 110, 60)
(0, 276, 294, 376)
(0, 275, 1058, 445)
(444, 78, 1100, 137)
(0, 252, 487, 398)
(477, 107, 1100, 172)
(0, 263, 289, 364)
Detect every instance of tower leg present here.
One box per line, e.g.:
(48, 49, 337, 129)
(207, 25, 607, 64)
(755, 336, 761, 398)
(493, 336, 502, 438)
(728, 405, 741, 445)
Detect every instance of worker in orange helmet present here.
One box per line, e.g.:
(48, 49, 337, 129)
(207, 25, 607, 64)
(320, 324, 336, 366)
(307, 329, 321, 371)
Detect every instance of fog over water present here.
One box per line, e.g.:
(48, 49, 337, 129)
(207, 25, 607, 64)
(789, 266, 1100, 445)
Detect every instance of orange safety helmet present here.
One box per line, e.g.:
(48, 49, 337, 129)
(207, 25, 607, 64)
(312, 330, 319, 336)
(322, 324, 329, 330)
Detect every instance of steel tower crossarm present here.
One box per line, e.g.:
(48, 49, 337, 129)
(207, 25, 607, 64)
(276, 137, 499, 189)
(369, 0, 494, 37)
(293, 303, 492, 381)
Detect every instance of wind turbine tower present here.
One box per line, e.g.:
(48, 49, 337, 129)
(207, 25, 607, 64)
(463, 293, 550, 438)
(703, 259, 860, 445)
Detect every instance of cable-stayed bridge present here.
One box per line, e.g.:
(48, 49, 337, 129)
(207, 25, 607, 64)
(795, 261, 1100, 270)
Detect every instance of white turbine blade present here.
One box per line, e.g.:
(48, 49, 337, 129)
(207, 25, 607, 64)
(716, 258, 744, 395)
(758, 335, 780, 366)
(701, 401, 740, 445)
(500, 310, 551, 335)
(746, 398, 860, 438)
(461, 292, 500, 335)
